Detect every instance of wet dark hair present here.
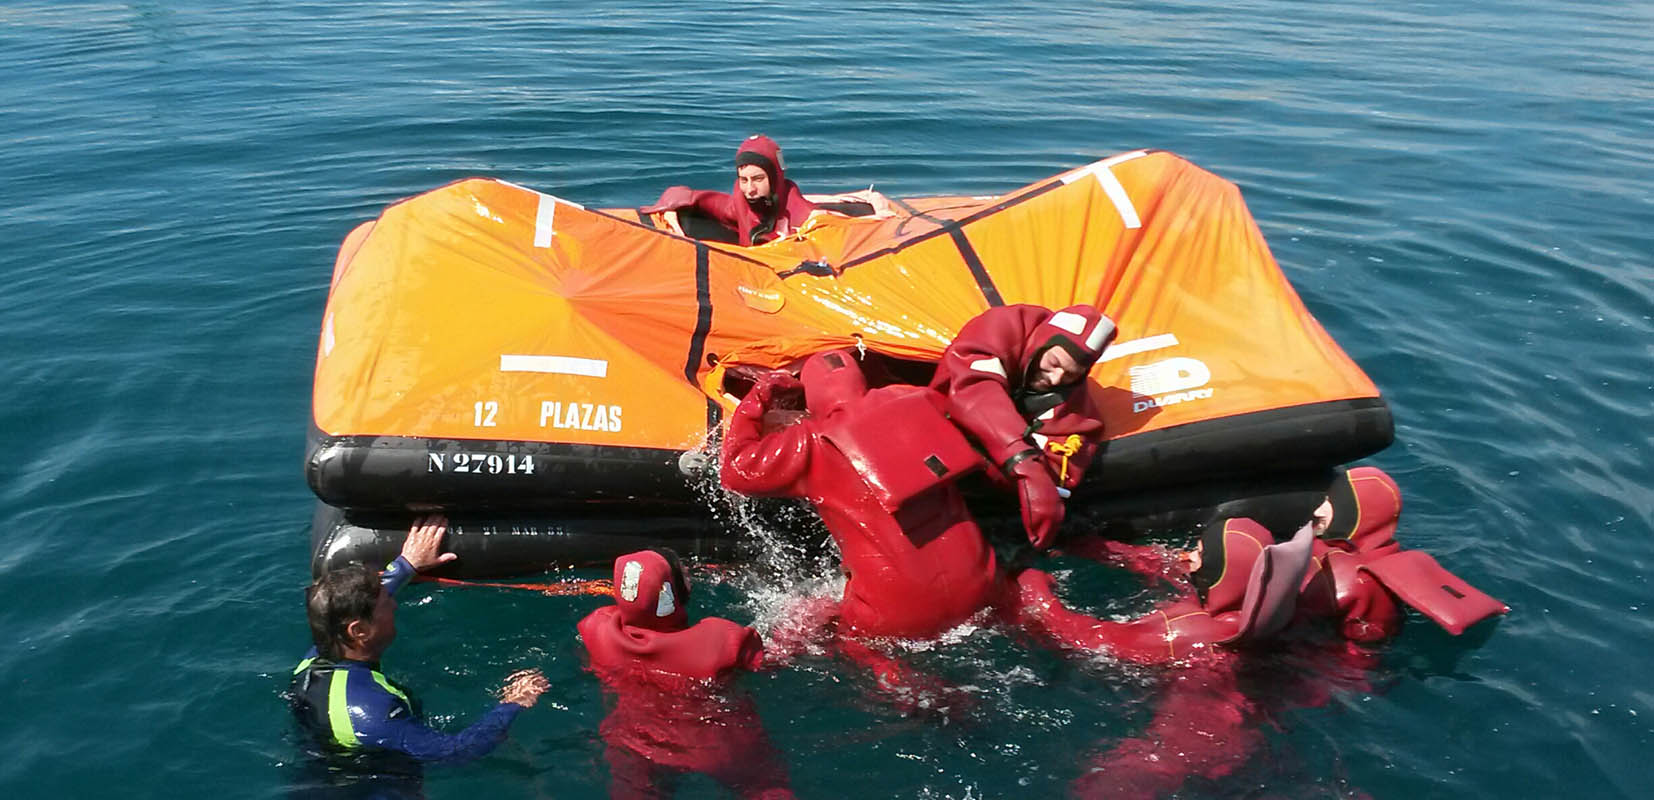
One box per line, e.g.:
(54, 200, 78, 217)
(306, 563, 381, 660)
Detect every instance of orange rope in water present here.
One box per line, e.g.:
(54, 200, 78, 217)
(415, 575, 614, 597)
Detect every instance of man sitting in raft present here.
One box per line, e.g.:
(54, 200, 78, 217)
(289, 515, 548, 783)
(577, 548, 793, 799)
(929, 304, 1118, 549)
(646, 134, 817, 246)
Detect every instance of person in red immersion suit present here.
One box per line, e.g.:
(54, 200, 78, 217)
(1032, 466, 1507, 798)
(928, 304, 1117, 550)
(721, 348, 1150, 716)
(645, 134, 817, 246)
(720, 350, 1002, 640)
(1019, 465, 1509, 659)
(1299, 465, 1509, 642)
(1006, 517, 1313, 799)
(1010, 516, 1319, 664)
(577, 549, 793, 800)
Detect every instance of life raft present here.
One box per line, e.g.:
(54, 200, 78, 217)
(307, 150, 1391, 577)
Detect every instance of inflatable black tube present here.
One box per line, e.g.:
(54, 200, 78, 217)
(1082, 397, 1393, 493)
(310, 468, 1349, 579)
(309, 502, 741, 578)
(306, 423, 699, 511)
(307, 399, 1392, 512)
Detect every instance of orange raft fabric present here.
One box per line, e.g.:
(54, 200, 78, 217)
(313, 150, 1379, 452)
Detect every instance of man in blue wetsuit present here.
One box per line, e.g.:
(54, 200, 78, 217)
(289, 514, 548, 783)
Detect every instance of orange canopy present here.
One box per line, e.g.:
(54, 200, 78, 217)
(314, 150, 1377, 452)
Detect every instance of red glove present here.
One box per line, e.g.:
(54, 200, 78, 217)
(640, 185, 696, 214)
(737, 371, 801, 420)
(1008, 451, 1064, 549)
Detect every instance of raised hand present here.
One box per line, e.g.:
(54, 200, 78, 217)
(399, 514, 459, 572)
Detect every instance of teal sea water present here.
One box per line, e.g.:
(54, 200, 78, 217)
(3, 1, 1651, 797)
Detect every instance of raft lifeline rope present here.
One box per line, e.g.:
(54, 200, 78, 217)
(415, 575, 614, 597)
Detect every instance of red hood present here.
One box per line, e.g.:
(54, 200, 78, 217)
(735, 134, 788, 193)
(801, 349, 868, 419)
(730, 134, 816, 245)
(1023, 304, 1117, 382)
(1191, 518, 1274, 613)
(612, 549, 689, 631)
(1322, 466, 1402, 548)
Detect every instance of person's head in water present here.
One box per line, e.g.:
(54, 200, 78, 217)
(612, 547, 692, 631)
(306, 563, 395, 661)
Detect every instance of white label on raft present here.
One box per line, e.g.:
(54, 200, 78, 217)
(1097, 333, 1179, 363)
(426, 452, 537, 475)
(1130, 357, 1211, 397)
(1129, 357, 1217, 414)
(538, 401, 623, 432)
(500, 354, 609, 378)
(1061, 150, 1146, 230)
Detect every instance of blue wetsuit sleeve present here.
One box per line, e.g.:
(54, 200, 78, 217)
(380, 556, 416, 596)
(362, 702, 524, 764)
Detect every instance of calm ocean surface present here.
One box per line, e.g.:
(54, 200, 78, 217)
(2, 1, 1650, 797)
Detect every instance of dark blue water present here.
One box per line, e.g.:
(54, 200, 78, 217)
(3, 1, 1650, 797)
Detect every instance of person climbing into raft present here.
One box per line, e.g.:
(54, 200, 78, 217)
(645, 134, 817, 246)
(721, 351, 1002, 642)
(577, 548, 794, 799)
(288, 515, 549, 785)
(719, 348, 1135, 710)
(929, 303, 1118, 550)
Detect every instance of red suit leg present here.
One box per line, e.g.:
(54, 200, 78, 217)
(1071, 665, 1261, 800)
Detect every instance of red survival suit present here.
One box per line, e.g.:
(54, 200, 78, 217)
(1301, 466, 1509, 642)
(645, 134, 817, 245)
(1062, 470, 1508, 798)
(1007, 518, 1310, 798)
(720, 350, 1000, 639)
(577, 549, 791, 800)
(929, 304, 1117, 548)
(1011, 517, 1316, 665)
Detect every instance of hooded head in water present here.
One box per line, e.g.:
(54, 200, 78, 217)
(612, 548, 691, 632)
(1188, 519, 1273, 613)
(1315, 466, 1402, 549)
